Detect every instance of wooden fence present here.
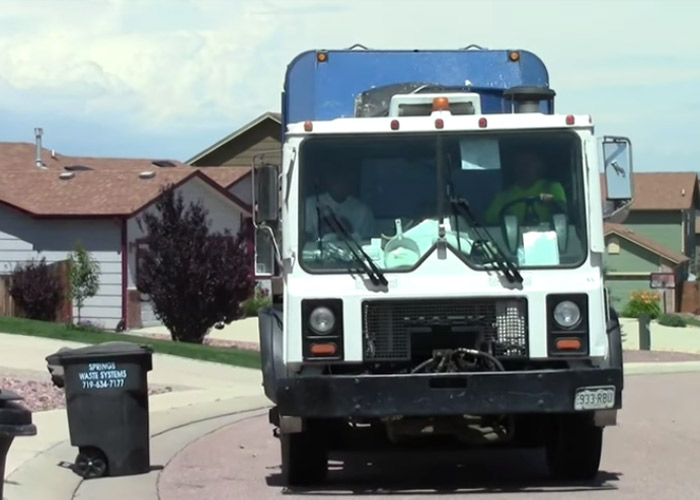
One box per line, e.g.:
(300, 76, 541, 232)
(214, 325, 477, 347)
(680, 281, 700, 315)
(0, 260, 72, 322)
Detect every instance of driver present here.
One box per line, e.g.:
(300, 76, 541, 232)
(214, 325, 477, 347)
(483, 150, 566, 225)
(304, 166, 375, 240)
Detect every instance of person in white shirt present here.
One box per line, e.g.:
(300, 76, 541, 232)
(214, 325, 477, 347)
(304, 167, 374, 240)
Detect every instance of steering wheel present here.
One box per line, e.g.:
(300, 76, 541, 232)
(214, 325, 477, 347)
(498, 194, 567, 227)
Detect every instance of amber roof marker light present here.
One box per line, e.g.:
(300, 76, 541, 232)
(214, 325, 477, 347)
(432, 96, 450, 111)
(508, 50, 520, 62)
(316, 51, 328, 63)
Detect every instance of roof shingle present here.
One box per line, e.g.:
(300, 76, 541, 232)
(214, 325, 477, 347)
(604, 222, 689, 264)
(0, 142, 251, 217)
(600, 172, 699, 211)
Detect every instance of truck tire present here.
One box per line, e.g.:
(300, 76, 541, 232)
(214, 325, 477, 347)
(280, 426, 328, 486)
(259, 305, 285, 403)
(607, 306, 624, 389)
(545, 414, 603, 481)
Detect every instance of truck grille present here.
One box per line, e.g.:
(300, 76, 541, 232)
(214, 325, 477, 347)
(362, 298, 528, 361)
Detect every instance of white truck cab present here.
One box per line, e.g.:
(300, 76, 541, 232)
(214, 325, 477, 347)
(253, 47, 634, 487)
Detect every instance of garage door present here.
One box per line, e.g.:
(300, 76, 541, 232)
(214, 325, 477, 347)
(605, 275, 650, 312)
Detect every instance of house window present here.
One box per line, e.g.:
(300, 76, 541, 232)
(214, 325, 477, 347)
(607, 237, 620, 255)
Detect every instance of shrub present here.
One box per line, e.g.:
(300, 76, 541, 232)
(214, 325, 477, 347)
(9, 258, 63, 321)
(135, 186, 256, 344)
(622, 290, 662, 319)
(657, 313, 687, 328)
(241, 285, 272, 317)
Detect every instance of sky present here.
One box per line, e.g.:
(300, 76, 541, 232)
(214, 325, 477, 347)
(0, 0, 698, 172)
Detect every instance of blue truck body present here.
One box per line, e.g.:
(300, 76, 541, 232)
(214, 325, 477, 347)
(281, 47, 552, 133)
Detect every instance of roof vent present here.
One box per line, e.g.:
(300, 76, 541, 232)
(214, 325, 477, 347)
(34, 127, 47, 169)
(151, 160, 176, 168)
(64, 164, 93, 171)
(59, 172, 75, 180)
(139, 171, 156, 179)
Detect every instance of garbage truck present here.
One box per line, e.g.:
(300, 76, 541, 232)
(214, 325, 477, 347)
(253, 44, 633, 486)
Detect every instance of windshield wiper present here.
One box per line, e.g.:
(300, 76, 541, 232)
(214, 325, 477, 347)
(317, 204, 388, 287)
(449, 197, 523, 284)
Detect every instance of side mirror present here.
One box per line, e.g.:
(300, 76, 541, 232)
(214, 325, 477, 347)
(255, 164, 280, 224)
(602, 136, 633, 201)
(255, 226, 277, 277)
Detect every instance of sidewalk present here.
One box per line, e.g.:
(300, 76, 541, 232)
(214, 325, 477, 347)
(619, 317, 700, 353)
(1, 332, 267, 500)
(132, 317, 260, 347)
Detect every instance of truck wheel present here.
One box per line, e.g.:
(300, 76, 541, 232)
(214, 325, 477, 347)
(545, 414, 603, 481)
(607, 307, 624, 387)
(280, 426, 328, 486)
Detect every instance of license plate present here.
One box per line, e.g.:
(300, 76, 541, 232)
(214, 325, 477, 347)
(574, 385, 616, 411)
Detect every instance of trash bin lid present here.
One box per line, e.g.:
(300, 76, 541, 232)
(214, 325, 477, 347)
(0, 390, 35, 431)
(0, 390, 23, 403)
(46, 341, 153, 364)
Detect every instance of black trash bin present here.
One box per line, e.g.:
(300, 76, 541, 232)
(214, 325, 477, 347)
(0, 390, 37, 499)
(46, 341, 153, 479)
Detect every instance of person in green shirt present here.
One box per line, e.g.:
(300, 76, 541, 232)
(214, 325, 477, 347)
(483, 150, 567, 226)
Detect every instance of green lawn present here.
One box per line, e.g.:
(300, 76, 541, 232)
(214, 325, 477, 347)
(0, 317, 261, 369)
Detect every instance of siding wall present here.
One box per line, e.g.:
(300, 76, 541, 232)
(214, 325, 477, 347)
(606, 276, 649, 310)
(604, 236, 660, 273)
(193, 119, 281, 167)
(0, 205, 122, 328)
(126, 177, 245, 327)
(684, 208, 696, 260)
(230, 175, 252, 206)
(624, 211, 683, 253)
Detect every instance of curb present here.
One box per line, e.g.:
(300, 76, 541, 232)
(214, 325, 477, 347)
(625, 360, 700, 375)
(4, 395, 270, 500)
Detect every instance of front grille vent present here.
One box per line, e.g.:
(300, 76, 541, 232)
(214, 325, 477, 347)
(362, 298, 528, 361)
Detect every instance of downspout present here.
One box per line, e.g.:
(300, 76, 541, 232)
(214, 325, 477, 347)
(121, 218, 128, 330)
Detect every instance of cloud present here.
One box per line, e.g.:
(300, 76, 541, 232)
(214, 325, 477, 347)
(0, 0, 293, 128)
(0, 0, 698, 172)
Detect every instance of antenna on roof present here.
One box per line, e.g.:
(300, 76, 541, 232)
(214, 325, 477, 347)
(34, 127, 47, 170)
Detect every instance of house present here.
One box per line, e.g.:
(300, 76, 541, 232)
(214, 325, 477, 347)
(187, 111, 282, 206)
(601, 172, 700, 312)
(0, 141, 252, 330)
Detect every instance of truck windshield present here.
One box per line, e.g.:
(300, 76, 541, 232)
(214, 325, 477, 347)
(298, 129, 587, 274)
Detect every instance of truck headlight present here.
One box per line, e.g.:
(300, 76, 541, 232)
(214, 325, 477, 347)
(553, 300, 581, 328)
(309, 306, 335, 334)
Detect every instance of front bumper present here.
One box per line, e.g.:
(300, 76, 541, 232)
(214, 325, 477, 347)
(276, 367, 622, 418)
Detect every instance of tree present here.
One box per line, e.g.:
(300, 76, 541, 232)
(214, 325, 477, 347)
(68, 241, 100, 324)
(135, 185, 255, 344)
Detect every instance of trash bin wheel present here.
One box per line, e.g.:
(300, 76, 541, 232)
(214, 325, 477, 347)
(75, 447, 108, 479)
